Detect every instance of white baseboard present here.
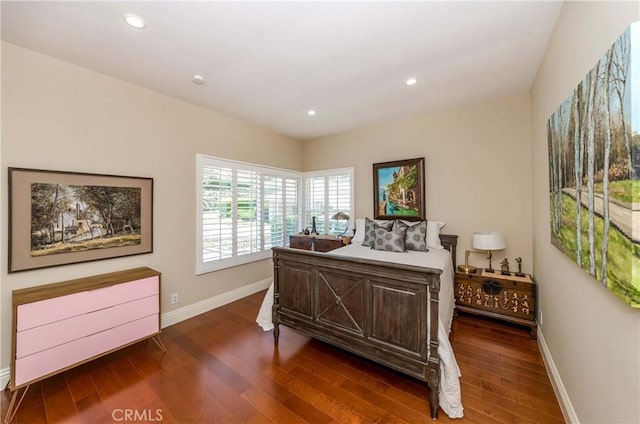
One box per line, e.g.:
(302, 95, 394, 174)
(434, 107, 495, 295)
(0, 366, 9, 389)
(538, 327, 580, 424)
(0, 277, 273, 389)
(160, 277, 272, 328)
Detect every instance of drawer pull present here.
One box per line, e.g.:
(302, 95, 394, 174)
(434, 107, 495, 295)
(482, 280, 502, 296)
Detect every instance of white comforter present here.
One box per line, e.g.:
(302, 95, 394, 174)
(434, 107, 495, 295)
(256, 244, 464, 418)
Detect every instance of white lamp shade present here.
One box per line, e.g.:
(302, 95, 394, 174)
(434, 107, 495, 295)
(472, 231, 506, 251)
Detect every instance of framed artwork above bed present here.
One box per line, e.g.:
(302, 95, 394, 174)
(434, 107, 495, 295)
(373, 157, 425, 221)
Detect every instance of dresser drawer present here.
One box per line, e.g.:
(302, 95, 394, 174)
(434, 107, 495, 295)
(17, 276, 159, 331)
(14, 314, 159, 387)
(16, 294, 159, 358)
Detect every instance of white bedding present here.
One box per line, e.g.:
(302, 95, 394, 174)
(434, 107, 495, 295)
(256, 244, 464, 418)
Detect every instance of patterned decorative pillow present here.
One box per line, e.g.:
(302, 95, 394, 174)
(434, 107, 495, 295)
(362, 218, 394, 247)
(394, 220, 428, 251)
(373, 226, 407, 252)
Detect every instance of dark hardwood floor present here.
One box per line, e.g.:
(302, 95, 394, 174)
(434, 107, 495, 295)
(2, 290, 564, 423)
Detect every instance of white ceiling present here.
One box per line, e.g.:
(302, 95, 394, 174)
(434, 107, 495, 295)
(1, 1, 563, 140)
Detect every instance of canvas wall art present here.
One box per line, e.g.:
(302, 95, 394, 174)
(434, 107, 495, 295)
(9, 168, 153, 272)
(547, 22, 639, 307)
(373, 157, 425, 220)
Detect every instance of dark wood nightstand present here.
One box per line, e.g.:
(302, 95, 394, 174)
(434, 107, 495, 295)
(289, 234, 344, 252)
(454, 270, 537, 339)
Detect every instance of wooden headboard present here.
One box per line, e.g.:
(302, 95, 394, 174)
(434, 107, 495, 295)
(440, 233, 458, 269)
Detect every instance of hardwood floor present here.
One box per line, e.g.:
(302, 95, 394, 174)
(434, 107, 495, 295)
(2, 290, 564, 423)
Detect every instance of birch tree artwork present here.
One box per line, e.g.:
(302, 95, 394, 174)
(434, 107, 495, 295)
(547, 22, 640, 307)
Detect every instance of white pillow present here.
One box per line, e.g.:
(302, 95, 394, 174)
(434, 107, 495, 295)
(426, 220, 446, 249)
(353, 218, 367, 244)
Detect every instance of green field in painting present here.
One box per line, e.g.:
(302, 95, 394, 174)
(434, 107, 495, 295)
(551, 193, 640, 307)
(593, 180, 640, 204)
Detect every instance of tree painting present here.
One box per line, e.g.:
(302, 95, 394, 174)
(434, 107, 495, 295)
(30, 183, 142, 256)
(548, 22, 640, 307)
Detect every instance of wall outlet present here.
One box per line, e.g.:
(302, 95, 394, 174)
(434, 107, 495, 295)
(171, 293, 179, 304)
(538, 309, 543, 325)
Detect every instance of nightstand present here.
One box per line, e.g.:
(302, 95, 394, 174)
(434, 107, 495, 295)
(454, 270, 537, 339)
(289, 234, 344, 252)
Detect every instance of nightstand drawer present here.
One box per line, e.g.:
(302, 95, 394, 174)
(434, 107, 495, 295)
(454, 271, 537, 339)
(290, 235, 313, 250)
(313, 237, 343, 252)
(289, 235, 344, 252)
(456, 276, 535, 320)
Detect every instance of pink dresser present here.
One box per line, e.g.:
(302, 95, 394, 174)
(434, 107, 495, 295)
(5, 267, 164, 423)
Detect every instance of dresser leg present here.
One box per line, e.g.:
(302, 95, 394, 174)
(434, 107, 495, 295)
(4, 385, 29, 424)
(151, 335, 167, 352)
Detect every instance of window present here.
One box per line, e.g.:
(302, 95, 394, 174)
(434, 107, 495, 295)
(197, 155, 352, 274)
(197, 155, 300, 274)
(304, 168, 354, 236)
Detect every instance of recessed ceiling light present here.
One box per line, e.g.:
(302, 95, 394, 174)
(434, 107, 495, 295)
(192, 74, 205, 85)
(406, 77, 417, 86)
(307, 110, 316, 116)
(123, 14, 146, 29)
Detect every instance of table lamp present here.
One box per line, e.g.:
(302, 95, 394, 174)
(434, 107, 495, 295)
(472, 231, 506, 273)
(331, 212, 351, 236)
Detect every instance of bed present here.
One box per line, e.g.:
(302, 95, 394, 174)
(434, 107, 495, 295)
(256, 222, 463, 420)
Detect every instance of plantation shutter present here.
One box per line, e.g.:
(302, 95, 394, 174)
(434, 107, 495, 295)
(327, 174, 352, 235)
(304, 169, 354, 236)
(236, 170, 260, 256)
(284, 177, 301, 244)
(197, 155, 304, 274)
(201, 165, 234, 262)
(263, 176, 284, 249)
(306, 176, 326, 234)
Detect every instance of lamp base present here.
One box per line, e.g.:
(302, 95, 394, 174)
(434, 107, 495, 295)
(457, 264, 477, 274)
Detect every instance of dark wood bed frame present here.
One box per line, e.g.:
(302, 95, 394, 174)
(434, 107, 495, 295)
(272, 234, 457, 420)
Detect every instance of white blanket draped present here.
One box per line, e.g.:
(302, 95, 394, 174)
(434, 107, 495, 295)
(256, 244, 464, 418)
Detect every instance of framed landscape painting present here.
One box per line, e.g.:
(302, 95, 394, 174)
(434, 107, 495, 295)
(547, 22, 639, 307)
(373, 157, 425, 220)
(9, 168, 153, 272)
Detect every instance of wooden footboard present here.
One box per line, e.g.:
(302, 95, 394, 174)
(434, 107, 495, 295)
(272, 235, 456, 420)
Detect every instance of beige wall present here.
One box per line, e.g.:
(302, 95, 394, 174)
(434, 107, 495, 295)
(303, 93, 533, 274)
(531, 2, 640, 423)
(0, 42, 303, 370)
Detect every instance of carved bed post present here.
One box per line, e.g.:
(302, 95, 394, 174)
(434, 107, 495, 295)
(427, 274, 441, 420)
(272, 252, 281, 346)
